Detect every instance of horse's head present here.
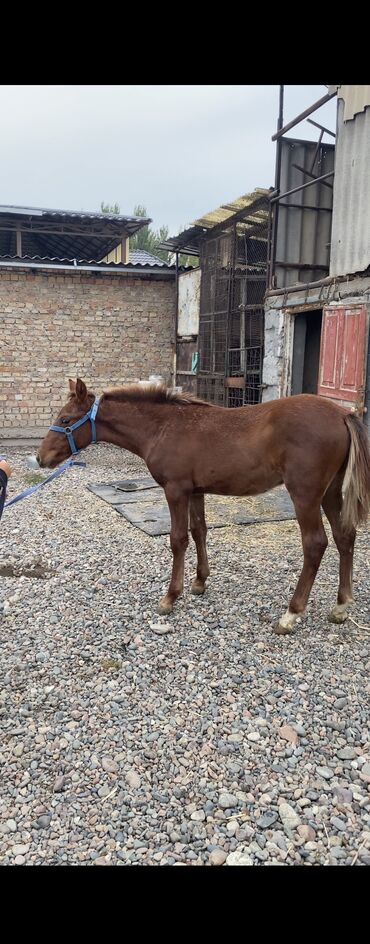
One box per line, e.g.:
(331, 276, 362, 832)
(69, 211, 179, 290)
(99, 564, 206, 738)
(37, 378, 96, 468)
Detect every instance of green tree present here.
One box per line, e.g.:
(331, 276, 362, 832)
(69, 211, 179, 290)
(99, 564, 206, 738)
(130, 205, 170, 262)
(176, 224, 199, 268)
(100, 201, 121, 215)
(100, 201, 170, 262)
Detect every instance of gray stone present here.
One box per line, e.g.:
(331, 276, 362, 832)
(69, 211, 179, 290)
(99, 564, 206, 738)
(34, 815, 51, 829)
(209, 848, 227, 866)
(337, 747, 356, 760)
(316, 766, 334, 780)
(278, 803, 301, 830)
(219, 793, 238, 809)
(226, 850, 253, 866)
(256, 810, 278, 830)
(12, 843, 30, 856)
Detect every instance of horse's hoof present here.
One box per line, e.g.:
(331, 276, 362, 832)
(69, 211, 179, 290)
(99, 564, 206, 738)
(158, 597, 173, 615)
(273, 610, 297, 635)
(191, 579, 205, 596)
(328, 607, 348, 624)
(273, 620, 295, 635)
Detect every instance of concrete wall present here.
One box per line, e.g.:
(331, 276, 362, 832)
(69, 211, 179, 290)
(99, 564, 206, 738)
(262, 307, 286, 401)
(178, 267, 201, 337)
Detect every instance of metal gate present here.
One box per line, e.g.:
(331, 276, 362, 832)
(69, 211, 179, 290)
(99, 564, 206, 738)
(197, 225, 267, 407)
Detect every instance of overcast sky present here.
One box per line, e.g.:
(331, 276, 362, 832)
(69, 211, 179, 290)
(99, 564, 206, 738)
(0, 85, 336, 236)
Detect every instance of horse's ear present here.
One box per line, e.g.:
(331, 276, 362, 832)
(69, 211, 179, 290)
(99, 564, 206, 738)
(76, 378, 87, 401)
(69, 379, 76, 394)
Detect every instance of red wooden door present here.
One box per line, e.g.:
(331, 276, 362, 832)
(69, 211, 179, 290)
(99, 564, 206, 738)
(318, 305, 368, 411)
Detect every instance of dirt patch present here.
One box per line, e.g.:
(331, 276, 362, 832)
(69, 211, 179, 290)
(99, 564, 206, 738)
(0, 562, 54, 579)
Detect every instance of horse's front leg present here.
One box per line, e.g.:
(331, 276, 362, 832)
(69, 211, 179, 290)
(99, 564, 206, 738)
(158, 484, 191, 615)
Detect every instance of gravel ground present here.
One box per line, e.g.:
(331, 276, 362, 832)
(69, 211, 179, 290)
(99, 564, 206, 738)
(1, 441, 370, 867)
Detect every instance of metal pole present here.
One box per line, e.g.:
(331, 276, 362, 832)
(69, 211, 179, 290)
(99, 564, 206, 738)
(173, 251, 179, 388)
(270, 171, 334, 203)
(270, 85, 284, 288)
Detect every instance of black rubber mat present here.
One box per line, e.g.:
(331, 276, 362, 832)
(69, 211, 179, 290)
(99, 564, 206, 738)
(87, 478, 296, 536)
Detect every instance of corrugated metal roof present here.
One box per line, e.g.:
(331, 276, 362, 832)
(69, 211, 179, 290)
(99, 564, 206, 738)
(0, 204, 150, 227)
(0, 253, 178, 272)
(128, 249, 167, 266)
(159, 189, 270, 255)
(158, 225, 206, 256)
(193, 188, 270, 229)
(330, 97, 370, 277)
(0, 204, 151, 263)
(337, 86, 370, 122)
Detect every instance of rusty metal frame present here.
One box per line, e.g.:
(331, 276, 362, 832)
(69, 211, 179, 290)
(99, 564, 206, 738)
(197, 213, 268, 407)
(271, 91, 337, 142)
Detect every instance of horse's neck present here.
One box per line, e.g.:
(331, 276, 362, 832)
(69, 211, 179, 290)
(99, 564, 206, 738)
(96, 398, 164, 459)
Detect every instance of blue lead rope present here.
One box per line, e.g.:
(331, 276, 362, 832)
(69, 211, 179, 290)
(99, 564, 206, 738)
(4, 458, 86, 510)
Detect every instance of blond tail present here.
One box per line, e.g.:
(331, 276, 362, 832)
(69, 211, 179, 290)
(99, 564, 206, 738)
(342, 413, 370, 532)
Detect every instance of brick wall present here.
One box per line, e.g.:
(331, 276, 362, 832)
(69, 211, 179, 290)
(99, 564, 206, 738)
(0, 266, 175, 431)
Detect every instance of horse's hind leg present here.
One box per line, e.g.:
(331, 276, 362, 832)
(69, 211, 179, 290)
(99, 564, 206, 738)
(275, 500, 328, 634)
(158, 483, 190, 615)
(322, 475, 356, 624)
(189, 493, 210, 596)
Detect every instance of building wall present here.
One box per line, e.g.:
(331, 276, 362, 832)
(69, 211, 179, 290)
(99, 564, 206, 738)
(178, 267, 201, 336)
(262, 306, 287, 401)
(103, 240, 129, 264)
(262, 279, 370, 434)
(0, 266, 175, 432)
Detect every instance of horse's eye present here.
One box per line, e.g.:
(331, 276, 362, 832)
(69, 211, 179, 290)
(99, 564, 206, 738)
(61, 417, 71, 425)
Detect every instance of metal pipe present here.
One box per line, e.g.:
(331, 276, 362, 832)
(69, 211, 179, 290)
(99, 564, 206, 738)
(291, 162, 333, 190)
(270, 171, 334, 203)
(307, 117, 336, 138)
(271, 91, 337, 141)
(269, 85, 284, 288)
(265, 272, 351, 298)
(0, 259, 176, 277)
(173, 251, 179, 387)
(279, 202, 332, 212)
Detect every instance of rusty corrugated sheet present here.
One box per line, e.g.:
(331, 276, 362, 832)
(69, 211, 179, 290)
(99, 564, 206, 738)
(330, 97, 370, 277)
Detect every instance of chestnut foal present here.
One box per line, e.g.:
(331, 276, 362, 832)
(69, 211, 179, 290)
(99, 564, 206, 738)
(37, 379, 370, 634)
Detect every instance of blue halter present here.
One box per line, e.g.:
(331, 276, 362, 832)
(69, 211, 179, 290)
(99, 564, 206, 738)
(49, 395, 101, 455)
